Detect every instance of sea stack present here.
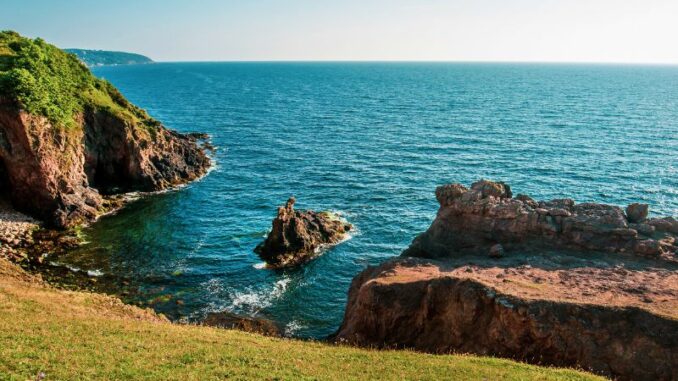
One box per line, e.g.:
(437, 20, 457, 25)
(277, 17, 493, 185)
(255, 197, 352, 268)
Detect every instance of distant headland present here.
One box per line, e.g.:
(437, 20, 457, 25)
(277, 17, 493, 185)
(65, 48, 153, 67)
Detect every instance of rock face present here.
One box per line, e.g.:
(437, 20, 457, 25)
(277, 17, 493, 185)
(0, 101, 210, 228)
(334, 259, 678, 381)
(255, 197, 352, 268)
(404, 179, 677, 260)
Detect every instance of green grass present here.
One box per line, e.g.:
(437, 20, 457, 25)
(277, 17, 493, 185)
(0, 259, 604, 381)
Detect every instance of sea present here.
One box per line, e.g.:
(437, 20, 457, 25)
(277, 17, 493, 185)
(54, 62, 678, 338)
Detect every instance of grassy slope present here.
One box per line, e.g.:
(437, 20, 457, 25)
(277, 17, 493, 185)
(0, 260, 603, 381)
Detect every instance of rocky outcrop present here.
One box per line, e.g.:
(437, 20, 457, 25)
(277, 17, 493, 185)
(335, 258, 678, 381)
(255, 197, 352, 268)
(0, 101, 210, 228)
(336, 180, 678, 380)
(83, 109, 210, 194)
(404, 179, 677, 260)
(203, 311, 282, 337)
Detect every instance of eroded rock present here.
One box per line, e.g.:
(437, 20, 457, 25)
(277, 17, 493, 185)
(255, 197, 352, 268)
(336, 180, 678, 380)
(404, 180, 677, 259)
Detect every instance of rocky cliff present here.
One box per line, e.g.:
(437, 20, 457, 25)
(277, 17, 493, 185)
(336, 180, 678, 381)
(335, 258, 678, 381)
(0, 31, 210, 228)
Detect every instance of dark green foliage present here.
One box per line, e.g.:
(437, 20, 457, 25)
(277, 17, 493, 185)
(0, 31, 156, 130)
(65, 49, 153, 67)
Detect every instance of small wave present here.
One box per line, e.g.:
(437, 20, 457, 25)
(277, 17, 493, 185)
(216, 277, 292, 314)
(284, 320, 306, 337)
(253, 262, 267, 269)
(87, 269, 104, 277)
(49, 261, 82, 273)
(49, 261, 104, 277)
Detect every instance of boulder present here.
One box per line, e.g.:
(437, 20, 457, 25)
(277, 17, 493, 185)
(488, 243, 504, 258)
(627, 203, 649, 223)
(255, 197, 352, 268)
(470, 179, 512, 199)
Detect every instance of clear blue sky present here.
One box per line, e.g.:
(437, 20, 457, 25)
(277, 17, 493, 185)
(3, 0, 677, 63)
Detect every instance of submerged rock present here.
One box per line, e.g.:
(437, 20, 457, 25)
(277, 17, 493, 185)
(203, 311, 282, 337)
(488, 243, 504, 258)
(404, 179, 677, 260)
(255, 197, 352, 268)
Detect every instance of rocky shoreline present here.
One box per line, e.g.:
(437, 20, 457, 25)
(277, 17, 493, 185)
(0, 199, 40, 262)
(335, 180, 678, 381)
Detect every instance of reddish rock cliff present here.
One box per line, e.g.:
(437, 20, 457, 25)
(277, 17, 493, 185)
(336, 180, 678, 381)
(335, 258, 678, 381)
(0, 101, 210, 228)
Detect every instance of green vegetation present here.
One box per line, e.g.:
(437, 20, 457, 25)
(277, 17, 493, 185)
(65, 48, 153, 67)
(0, 259, 603, 381)
(0, 31, 158, 130)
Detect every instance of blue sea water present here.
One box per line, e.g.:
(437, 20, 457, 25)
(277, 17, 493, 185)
(58, 63, 678, 338)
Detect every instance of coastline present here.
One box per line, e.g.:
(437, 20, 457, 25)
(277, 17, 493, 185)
(0, 135, 216, 285)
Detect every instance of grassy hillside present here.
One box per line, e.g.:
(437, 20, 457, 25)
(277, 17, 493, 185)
(0, 30, 158, 130)
(0, 259, 603, 381)
(65, 49, 153, 67)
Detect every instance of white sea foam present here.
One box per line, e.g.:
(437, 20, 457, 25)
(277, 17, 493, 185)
(199, 275, 293, 318)
(49, 261, 103, 277)
(49, 261, 81, 273)
(284, 320, 306, 337)
(227, 277, 291, 313)
(253, 262, 267, 269)
(87, 269, 104, 277)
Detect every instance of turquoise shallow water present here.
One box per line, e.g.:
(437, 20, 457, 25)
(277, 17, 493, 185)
(58, 63, 678, 338)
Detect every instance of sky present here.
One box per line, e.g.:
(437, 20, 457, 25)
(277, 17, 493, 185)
(2, 0, 678, 64)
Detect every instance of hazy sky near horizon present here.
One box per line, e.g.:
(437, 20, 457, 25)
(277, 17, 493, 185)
(3, 0, 678, 63)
